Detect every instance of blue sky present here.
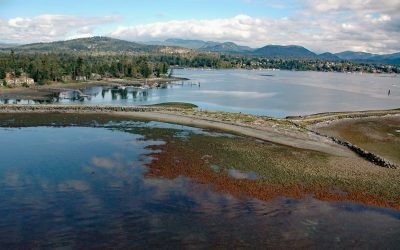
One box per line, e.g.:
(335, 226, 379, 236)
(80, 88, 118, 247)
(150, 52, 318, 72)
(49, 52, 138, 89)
(0, 0, 399, 53)
(0, 0, 296, 22)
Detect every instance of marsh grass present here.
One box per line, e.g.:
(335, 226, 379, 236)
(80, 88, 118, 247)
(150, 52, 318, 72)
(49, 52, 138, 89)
(317, 117, 400, 165)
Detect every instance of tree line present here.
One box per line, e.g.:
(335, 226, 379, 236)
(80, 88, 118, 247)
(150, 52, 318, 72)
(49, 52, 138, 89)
(0, 52, 170, 84)
(0, 51, 398, 85)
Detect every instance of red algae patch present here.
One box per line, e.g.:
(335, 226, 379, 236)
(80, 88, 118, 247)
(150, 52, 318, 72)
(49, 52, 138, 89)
(146, 143, 400, 210)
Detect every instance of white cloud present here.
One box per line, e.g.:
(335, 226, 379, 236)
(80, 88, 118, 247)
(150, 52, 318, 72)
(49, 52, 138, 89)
(0, 15, 119, 43)
(305, 0, 400, 13)
(111, 15, 294, 46)
(110, 11, 400, 53)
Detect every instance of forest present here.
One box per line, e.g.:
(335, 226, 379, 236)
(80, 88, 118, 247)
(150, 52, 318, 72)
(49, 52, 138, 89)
(0, 50, 399, 85)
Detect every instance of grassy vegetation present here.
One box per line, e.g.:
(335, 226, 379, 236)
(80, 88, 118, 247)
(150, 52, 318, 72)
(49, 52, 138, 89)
(291, 109, 400, 126)
(132, 124, 400, 208)
(317, 116, 400, 165)
(183, 134, 399, 201)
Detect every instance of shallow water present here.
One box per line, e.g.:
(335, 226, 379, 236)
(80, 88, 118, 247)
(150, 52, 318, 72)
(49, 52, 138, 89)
(0, 125, 399, 248)
(1, 69, 399, 117)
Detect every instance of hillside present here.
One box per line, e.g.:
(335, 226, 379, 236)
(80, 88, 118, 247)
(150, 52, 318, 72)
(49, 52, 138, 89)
(145, 38, 218, 49)
(200, 42, 253, 53)
(7, 36, 166, 53)
(0, 43, 20, 49)
(253, 45, 318, 59)
(164, 39, 218, 49)
(335, 51, 375, 60)
(372, 52, 400, 64)
(2, 36, 399, 64)
(146, 39, 252, 53)
(335, 51, 400, 64)
(318, 52, 340, 60)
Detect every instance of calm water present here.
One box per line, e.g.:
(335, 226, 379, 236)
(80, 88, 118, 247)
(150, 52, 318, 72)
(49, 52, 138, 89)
(0, 124, 399, 248)
(1, 69, 399, 117)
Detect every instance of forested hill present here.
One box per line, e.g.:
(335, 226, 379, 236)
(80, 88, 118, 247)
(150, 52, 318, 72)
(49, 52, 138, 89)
(2, 37, 399, 66)
(201, 42, 253, 53)
(4, 37, 183, 53)
(252, 45, 318, 59)
(334, 51, 400, 64)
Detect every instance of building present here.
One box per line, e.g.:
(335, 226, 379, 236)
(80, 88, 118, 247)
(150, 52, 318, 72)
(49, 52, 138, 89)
(75, 76, 87, 81)
(3, 72, 34, 86)
(91, 73, 102, 80)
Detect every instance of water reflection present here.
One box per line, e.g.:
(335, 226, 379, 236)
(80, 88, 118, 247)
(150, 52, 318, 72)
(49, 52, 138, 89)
(0, 98, 58, 104)
(228, 168, 258, 180)
(0, 125, 398, 248)
(2, 70, 399, 117)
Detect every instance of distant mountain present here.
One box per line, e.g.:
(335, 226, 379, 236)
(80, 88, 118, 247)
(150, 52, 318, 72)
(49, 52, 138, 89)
(318, 52, 340, 60)
(334, 51, 375, 60)
(145, 38, 216, 49)
(373, 52, 400, 64)
(335, 51, 400, 64)
(3, 36, 399, 64)
(252, 45, 318, 59)
(0, 43, 20, 49)
(6, 36, 169, 53)
(200, 42, 253, 53)
(166, 38, 221, 49)
(146, 38, 253, 53)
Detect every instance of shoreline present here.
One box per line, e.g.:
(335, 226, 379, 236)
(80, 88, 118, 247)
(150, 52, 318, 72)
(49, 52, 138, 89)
(0, 106, 399, 210)
(2, 104, 399, 154)
(0, 76, 188, 101)
(0, 104, 354, 157)
(1, 105, 399, 209)
(0, 104, 399, 169)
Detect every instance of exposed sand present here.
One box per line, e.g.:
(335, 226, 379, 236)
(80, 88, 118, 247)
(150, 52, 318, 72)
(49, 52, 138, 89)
(115, 111, 353, 157)
(0, 104, 353, 157)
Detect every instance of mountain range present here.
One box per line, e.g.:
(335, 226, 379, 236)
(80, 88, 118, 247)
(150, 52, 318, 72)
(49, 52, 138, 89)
(148, 38, 400, 63)
(1, 37, 399, 64)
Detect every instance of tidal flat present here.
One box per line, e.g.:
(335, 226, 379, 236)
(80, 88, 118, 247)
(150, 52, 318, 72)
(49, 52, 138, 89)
(0, 112, 399, 248)
(1, 112, 399, 210)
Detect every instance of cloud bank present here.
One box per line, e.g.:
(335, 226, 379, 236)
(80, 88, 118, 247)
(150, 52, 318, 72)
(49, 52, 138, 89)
(111, 0, 400, 53)
(0, 15, 119, 43)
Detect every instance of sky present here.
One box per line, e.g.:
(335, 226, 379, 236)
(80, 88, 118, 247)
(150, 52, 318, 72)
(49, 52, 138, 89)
(0, 0, 399, 54)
